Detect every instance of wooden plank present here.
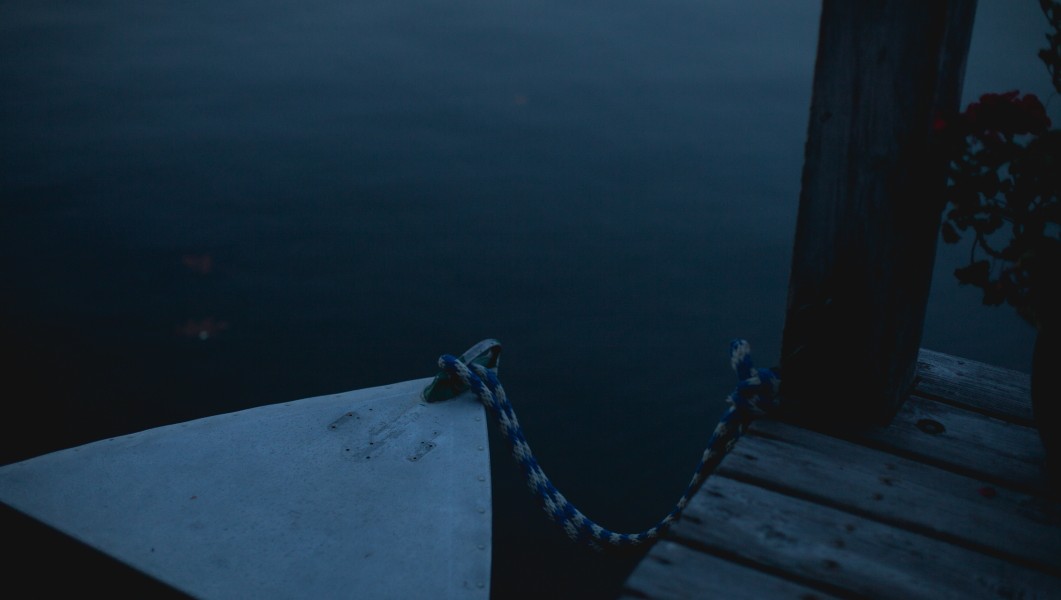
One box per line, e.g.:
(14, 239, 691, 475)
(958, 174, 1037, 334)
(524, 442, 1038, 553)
(915, 349, 1033, 424)
(668, 476, 1061, 600)
(728, 420, 1061, 573)
(780, 0, 978, 428)
(855, 393, 1047, 494)
(619, 539, 840, 600)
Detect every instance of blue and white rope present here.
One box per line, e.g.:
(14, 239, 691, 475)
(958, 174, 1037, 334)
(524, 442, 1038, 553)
(429, 338, 781, 550)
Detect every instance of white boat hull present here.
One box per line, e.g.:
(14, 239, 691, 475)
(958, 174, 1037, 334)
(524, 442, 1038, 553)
(0, 378, 492, 599)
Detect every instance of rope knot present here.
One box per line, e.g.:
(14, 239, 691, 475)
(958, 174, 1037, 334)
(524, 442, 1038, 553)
(422, 339, 501, 403)
(727, 338, 781, 416)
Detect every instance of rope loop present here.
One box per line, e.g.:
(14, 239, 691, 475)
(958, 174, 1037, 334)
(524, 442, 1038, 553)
(729, 338, 782, 416)
(425, 338, 781, 550)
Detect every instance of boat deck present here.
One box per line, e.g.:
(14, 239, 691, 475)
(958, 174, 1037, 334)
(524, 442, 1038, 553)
(620, 350, 1061, 599)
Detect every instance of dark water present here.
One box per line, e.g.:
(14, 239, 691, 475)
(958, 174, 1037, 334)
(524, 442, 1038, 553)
(1, 1, 1054, 598)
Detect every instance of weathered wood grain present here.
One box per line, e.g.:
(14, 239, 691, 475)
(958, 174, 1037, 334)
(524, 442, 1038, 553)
(619, 539, 840, 600)
(855, 394, 1047, 494)
(915, 349, 1033, 424)
(625, 347, 1058, 599)
(727, 420, 1061, 573)
(780, 0, 977, 427)
(668, 476, 1061, 600)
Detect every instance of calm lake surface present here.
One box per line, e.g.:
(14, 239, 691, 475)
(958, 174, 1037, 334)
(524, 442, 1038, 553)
(2, 1, 1055, 597)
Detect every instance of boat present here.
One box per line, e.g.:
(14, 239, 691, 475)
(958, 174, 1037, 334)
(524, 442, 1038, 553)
(0, 375, 492, 599)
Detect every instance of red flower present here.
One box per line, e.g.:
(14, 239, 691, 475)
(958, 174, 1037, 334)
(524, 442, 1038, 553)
(1017, 93, 1051, 131)
(962, 91, 1051, 140)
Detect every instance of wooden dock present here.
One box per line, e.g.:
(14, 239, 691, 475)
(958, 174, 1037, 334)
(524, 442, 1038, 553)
(620, 349, 1061, 599)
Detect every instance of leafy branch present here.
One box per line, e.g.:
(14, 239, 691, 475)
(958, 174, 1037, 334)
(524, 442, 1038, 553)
(937, 1, 1061, 330)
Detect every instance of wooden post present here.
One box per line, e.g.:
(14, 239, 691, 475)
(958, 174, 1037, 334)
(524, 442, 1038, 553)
(780, 0, 977, 429)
